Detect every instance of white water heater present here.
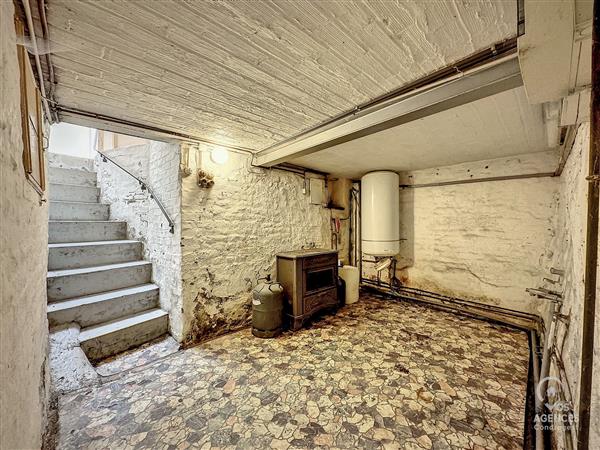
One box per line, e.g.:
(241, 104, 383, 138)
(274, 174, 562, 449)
(361, 171, 400, 256)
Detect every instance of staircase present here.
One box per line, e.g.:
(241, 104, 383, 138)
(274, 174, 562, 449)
(47, 159, 168, 362)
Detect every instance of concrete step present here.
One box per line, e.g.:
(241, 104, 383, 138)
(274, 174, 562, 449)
(79, 309, 168, 361)
(47, 261, 152, 302)
(48, 240, 143, 270)
(49, 183, 100, 203)
(47, 284, 159, 328)
(50, 201, 109, 221)
(48, 153, 95, 172)
(48, 167, 97, 187)
(49, 221, 127, 244)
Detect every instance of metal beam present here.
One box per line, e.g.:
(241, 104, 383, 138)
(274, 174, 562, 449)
(254, 55, 523, 167)
(57, 106, 255, 155)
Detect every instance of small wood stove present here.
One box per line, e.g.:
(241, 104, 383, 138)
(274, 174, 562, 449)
(276, 249, 339, 330)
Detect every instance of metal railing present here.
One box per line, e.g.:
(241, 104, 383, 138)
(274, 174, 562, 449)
(97, 150, 175, 234)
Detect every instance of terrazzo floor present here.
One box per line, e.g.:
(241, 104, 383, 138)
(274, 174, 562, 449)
(57, 295, 529, 449)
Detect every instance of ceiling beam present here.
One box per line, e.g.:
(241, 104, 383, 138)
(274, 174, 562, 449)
(57, 106, 255, 154)
(254, 55, 523, 167)
(517, 0, 575, 104)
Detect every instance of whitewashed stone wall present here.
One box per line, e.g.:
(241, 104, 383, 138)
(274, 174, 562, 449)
(96, 142, 184, 340)
(374, 154, 560, 314)
(0, 2, 51, 447)
(544, 122, 599, 449)
(181, 148, 330, 342)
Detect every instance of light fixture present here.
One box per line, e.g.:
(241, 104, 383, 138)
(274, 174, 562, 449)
(210, 147, 229, 165)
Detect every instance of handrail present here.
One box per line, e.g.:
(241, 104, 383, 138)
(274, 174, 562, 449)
(96, 150, 175, 234)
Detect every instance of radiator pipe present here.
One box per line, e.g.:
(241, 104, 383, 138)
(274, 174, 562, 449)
(348, 187, 353, 265)
(531, 331, 544, 450)
(21, 0, 53, 122)
(577, 0, 600, 447)
(36, 0, 57, 122)
(361, 279, 541, 325)
(357, 183, 362, 279)
(536, 299, 561, 450)
(363, 280, 540, 320)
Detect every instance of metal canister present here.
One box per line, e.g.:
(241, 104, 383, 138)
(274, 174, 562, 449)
(252, 275, 284, 338)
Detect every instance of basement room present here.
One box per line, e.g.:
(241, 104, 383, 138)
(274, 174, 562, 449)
(1, 0, 598, 449)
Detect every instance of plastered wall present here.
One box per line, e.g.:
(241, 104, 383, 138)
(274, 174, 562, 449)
(0, 1, 51, 447)
(181, 148, 330, 343)
(96, 142, 184, 340)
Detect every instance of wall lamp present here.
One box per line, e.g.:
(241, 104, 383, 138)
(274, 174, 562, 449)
(210, 147, 229, 165)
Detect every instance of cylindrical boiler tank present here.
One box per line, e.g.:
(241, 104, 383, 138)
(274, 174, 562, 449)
(361, 171, 400, 256)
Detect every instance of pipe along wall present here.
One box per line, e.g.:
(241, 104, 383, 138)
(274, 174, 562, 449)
(353, 121, 598, 448)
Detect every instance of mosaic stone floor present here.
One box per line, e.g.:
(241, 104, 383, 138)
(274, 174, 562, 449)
(95, 335, 180, 377)
(57, 295, 529, 449)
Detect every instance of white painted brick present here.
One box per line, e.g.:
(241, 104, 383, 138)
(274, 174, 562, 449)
(95, 142, 183, 340)
(181, 149, 331, 342)
(387, 176, 559, 315)
(543, 122, 599, 448)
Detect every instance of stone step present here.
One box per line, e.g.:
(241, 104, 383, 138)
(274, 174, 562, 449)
(48, 240, 143, 270)
(79, 309, 168, 361)
(47, 261, 152, 302)
(48, 167, 97, 187)
(49, 221, 127, 244)
(47, 284, 159, 328)
(50, 201, 109, 221)
(49, 183, 100, 203)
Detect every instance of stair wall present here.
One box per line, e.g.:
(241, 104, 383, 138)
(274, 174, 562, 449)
(95, 142, 184, 341)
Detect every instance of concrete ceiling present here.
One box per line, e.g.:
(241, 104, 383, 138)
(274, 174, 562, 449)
(290, 86, 548, 178)
(41, 0, 517, 151)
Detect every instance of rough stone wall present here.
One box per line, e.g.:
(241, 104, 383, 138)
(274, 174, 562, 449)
(544, 122, 599, 449)
(181, 148, 330, 343)
(0, 2, 51, 447)
(387, 169, 559, 315)
(96, 142, 184, 340)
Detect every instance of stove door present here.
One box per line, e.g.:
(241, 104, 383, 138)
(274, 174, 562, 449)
(304, 267, 336, 294)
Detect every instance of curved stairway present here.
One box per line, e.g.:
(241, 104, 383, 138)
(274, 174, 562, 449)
(47, 158, 168, 361)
